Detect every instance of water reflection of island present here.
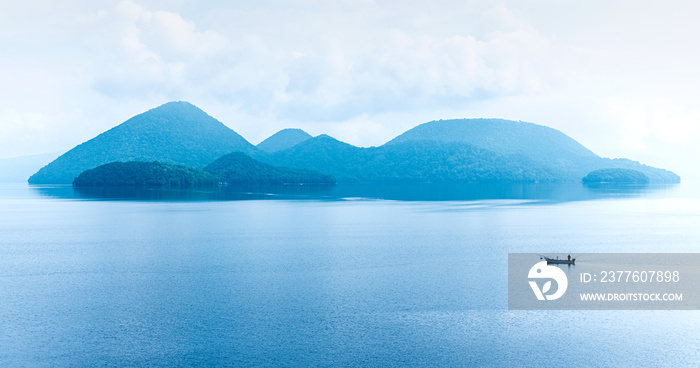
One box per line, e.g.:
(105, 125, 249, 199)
(30, 182, 677, 203)
(581, 182, 655, 196)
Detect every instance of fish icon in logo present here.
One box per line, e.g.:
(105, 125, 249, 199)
(528, 261, 568, 301)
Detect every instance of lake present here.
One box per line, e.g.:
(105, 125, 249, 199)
(1, 182, 699, 367)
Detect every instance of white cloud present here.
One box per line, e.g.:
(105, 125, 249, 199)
(127, 3, 227, 60)
(0, 108, 93, 158)
(83, 1, 231, 101)
(271, 8, 565, 121)
(77, 1, 567, 122)
(605, 97, 700, 149)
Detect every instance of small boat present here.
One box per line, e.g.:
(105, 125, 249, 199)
(542, 256, 575, 265)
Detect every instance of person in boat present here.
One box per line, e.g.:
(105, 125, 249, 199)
(568, 254, 571, 261)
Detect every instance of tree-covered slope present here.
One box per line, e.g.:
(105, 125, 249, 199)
(29, 102, 680, 184)
(592, 158, 679, 183)
(388, 119, 598, 163)
(269, 121, 680, 183)
(268, 135, 365, 179)
(29, 101, 259, 184)
(582, 168, 650, 184)
(257, 128, 312, 153)
(72, 161, 219, 187)
(383, 119, 678, 183)
(204, 152, 335, 184)
(270, 135, 557, 182)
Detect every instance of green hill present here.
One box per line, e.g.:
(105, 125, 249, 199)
(582, 168, 650, 184)
(268, 135, 364, 179)
(29, 103, 680, 185)
(73, 161, 219, 187)
(29, 101, 259, 184)
(385, 118, 594, 181)
(268, 119, 679, 183)
(204, 152, 335, 184)
(591, 158, 679, 183)
(270, 135, 555, 182)
(388, 118, 598, 163)
(257, 128, 312, 153)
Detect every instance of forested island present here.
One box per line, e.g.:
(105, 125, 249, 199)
(73, 161, 219, 187)
(204, 152, 335, 185)
(582, 168, 650, 184)
(72, 153, 336, 187)
(30, 101, 681, 186)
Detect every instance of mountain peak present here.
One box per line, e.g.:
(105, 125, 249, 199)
(120, 101, 214, 128)
(157, 100, 196, 108)
(388, 118, 598, 163)
(28, 102, 258, 184)
(135, 101, 201, 116)
(257, 128, 313, 153)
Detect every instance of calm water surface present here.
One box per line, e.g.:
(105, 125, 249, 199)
(1, 182, 699, 367)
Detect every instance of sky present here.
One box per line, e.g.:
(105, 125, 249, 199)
(1, 0, 699, 177)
